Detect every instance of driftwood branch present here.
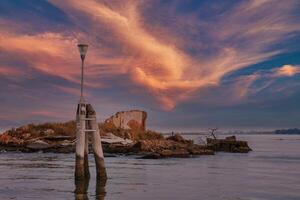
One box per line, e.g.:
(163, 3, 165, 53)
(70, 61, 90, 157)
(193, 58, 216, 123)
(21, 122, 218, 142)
(209, 128, 218, 139)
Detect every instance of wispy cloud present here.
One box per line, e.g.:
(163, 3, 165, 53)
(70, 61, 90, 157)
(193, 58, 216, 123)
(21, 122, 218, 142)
(214, 64, 300, 105)
(48, 0, 300, 110)
(272, 65, 300, 77)
(0, 0, 300, 129)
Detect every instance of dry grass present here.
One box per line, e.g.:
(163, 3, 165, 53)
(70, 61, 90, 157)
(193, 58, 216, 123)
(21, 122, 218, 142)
(4, 120, 163, 141)
(5, 121, 76, 138)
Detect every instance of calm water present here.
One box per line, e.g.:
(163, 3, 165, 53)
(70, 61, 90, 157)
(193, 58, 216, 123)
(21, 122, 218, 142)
(0, 134, 300, 200)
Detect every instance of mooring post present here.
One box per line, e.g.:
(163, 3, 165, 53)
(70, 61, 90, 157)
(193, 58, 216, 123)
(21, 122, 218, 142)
(84, 127, 90, 179)
(86, 104, 107, 181)
(75, 103, 87, 180)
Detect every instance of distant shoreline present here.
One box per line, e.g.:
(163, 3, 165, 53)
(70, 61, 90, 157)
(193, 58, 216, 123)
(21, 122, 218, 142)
(163, 129, 300, 136)
(162, 132, 276, 135)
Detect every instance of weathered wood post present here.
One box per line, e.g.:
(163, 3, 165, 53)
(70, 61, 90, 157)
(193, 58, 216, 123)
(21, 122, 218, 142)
(84, 120, 90, 179)
(86, 104, 107, 180)
(75, 103, 88, 180)
(75, 44, 107, 181)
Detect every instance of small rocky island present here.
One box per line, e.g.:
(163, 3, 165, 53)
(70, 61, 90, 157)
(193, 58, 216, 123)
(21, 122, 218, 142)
(0, 110, 252, 158)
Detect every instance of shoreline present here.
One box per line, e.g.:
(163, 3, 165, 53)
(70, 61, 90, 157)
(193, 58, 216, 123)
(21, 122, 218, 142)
(0, 134, 252, 159)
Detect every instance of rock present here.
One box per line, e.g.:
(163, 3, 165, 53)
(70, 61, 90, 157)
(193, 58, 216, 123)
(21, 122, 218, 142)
(159, 149, 173, 157)
(225, 135, 236, 141)
(0, 133, 12, 144)
(0, 133, 24, 145)
(138, 148, 191, 159)
(139, 153, 161, 159)
(59, 140, 75, 146)
(170, 149, 190, 158)
(206, 136, 252, 153)
(26, 140, 50, 150)
(43, 135, 74, 141)
(100, 111, 163, 140)
(158, 149, 191, 158)
(234, 146, 252, 153)
(106, 143, 133, 154)
(44, 129, 55, 135)
(187, 145, 215, 155)
(131, 138, 213, 159)
(166, 134, 193, 144)
(104, 110, 147, 131)
(22, 133, 31, 139)
(101, 133, 133, 145)
(131, 140, 174, 152)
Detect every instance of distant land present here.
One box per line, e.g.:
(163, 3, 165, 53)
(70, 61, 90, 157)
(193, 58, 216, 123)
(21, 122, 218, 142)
(177, 128, 300, 135)
(274, 128, 300, 135)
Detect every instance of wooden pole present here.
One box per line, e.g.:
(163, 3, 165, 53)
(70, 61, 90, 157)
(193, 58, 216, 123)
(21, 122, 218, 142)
(75, 103, 87, 180)
(75, 103, 107, 181)
(86, 104, 107, 181)
(84, 131, 90, 179)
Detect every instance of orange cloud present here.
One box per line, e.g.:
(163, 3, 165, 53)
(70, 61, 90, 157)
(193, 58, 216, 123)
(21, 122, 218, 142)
(0, 32, 76, 79)
(273, 65, 300, 77)
(220, 64, 300, 102)
(0, 30, 112, 89)
(0, 67, 24, 77)
(48, 0, 300, 110)
(2, 0, 299, 111)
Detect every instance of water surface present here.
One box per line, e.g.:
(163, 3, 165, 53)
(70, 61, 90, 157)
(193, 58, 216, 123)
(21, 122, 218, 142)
(0, 134, 299, 200)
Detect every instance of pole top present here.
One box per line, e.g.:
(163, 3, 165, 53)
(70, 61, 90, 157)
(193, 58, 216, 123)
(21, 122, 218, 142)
(78, 44, 88, 60)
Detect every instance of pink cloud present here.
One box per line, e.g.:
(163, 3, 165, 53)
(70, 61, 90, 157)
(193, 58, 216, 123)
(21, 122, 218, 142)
(272, 65, 300, 77)
(49, 0, 300, 110)
(0, 67, 24, 77)
(1, 0, 299, 111)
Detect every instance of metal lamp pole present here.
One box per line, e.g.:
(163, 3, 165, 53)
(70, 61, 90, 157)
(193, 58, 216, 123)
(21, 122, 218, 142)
(78, 44, 88, 102)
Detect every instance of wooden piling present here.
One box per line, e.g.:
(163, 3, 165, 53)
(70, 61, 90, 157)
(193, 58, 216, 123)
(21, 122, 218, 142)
(75, 103, 107, 182)
(75, 103, 87, 180)
(84, 132, 90, 179)
(86, 104, 107, 181)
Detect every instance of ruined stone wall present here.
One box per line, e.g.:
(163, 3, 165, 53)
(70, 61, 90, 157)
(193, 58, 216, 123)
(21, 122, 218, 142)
(105, 110, 147, 131)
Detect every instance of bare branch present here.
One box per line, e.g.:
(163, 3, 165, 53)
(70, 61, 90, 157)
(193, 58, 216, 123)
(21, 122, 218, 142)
(209, 128, 218, 139)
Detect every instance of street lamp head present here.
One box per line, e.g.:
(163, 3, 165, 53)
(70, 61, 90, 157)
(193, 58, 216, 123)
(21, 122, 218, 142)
(77, 44, 88, 60)
(78, 44, 88, 102)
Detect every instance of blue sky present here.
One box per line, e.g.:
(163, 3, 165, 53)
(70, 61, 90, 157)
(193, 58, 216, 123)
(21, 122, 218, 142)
(0, 0, 300, 132)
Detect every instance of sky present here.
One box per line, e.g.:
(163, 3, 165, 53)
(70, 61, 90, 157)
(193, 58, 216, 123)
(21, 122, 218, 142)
(0, 0, 300, 132)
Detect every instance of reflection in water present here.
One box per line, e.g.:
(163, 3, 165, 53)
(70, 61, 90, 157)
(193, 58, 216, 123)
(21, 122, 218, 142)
(75, 178, 89, 200)
(95, 179, 106, 200)
(75, 178, 106, 200)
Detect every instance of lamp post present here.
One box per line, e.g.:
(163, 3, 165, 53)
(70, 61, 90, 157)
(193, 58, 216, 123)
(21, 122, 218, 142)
(75, 44, 107, 183)
(77, 44, 88, 102)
